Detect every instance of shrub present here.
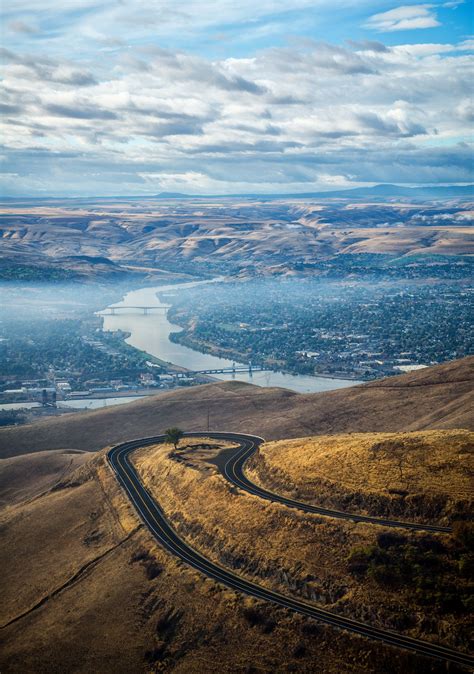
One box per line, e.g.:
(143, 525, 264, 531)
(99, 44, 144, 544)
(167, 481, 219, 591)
(377, 532, 407, 549)
(367, 561, 399, 586)
(301, 620, 320, 636)
(242, 605, 276, 632)
(293, 644, 307, 658)
(452, 521, 474, 551)
(130, 548, 151, 563)
(242, 606, 266, 627)
(145, 560, 163, 580)
(458, 554, 474, 577)
(347, 545, 377, 575)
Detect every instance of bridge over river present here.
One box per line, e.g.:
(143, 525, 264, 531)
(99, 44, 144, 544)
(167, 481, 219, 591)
(176, 364, 268, 377)
(98, 305, 168, 315)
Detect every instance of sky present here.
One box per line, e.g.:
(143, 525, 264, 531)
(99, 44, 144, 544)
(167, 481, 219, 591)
(0, 0, 473, 196)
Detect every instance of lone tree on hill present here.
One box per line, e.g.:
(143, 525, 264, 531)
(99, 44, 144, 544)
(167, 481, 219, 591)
(164, 427, 184, 450)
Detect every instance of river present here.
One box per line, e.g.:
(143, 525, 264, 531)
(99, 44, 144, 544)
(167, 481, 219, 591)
(0, 397, 147, 411)
(101, 281, 362, 394)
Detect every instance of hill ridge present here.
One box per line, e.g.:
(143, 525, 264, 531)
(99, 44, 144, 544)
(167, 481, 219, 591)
(0, 356, 472, 458)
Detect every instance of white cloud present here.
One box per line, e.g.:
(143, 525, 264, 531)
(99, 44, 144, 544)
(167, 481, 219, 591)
(365, 5, 441, 32)
(0, 6, 472, 194)
(136, 170, 364, 194)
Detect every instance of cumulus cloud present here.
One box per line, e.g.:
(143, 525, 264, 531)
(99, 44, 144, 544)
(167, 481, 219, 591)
(347, 40, 390, 53)
(44, 103, 118, 120)
(0, 1, 472, 195)
(365, 5, 441, 32)
(0, 48, 97, 86)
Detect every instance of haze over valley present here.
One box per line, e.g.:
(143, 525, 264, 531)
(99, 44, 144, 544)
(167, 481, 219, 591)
(0, 1, 473, 673)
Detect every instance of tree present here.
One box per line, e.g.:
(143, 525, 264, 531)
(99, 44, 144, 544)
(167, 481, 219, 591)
(164, 427, 184, 450)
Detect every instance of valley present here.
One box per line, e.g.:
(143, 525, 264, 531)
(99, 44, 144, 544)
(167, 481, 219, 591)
(1, 195, 472, 280)
(0, 359, 472, 672)
(2, 195, 471, 395)
(1, 1, 472, 671)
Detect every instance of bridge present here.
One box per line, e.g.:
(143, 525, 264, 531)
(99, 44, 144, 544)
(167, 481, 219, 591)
(176, 364, 268, 377)
(99, 305, 168, 315)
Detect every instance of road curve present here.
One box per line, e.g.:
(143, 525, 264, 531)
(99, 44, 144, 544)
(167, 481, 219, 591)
(107, 433, 472, 668)
(216, 432, 452, 534)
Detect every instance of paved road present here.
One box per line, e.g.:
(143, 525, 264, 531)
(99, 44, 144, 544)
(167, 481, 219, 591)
(107, 433, 473, 668)
(215, 432, 452, 534)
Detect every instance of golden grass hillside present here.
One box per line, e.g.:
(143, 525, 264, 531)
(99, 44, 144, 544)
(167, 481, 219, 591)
(0, 356, 473, 459)
(0, 449, 89, 508)
(133, 437, 472, 655)
(248, 430, 473, 525)
(1, 448, 448, 674)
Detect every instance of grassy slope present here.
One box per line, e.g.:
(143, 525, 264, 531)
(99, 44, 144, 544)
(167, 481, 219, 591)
(0, 358, 472, 672)
(0, 356, 472, 459)
(248, 430, 474, 524)
(1, 450, 447, 674)
(0, 449, 89, 507)
(132, 438, 471, 652)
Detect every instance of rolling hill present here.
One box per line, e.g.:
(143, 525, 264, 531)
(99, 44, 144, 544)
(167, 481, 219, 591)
(248, 429, 473, 524)
(0, 356, 472, 459)
(1, 357, 472, 673)
(1, 196, 472, 279)
(1, 440, 444, 673)
(0, 449, 89, 507)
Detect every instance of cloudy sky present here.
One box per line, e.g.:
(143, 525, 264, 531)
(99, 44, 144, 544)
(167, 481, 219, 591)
(1, 1, 472, 196)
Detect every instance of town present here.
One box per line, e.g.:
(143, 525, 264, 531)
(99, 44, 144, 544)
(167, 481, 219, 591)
(168, 277, 473, 380)
(0, 287, 206, 424)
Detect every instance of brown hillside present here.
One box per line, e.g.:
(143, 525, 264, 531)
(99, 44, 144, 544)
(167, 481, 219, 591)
(248, 430, 474, 524)
(0, 449, 89, 508)
(0, 357, 472, 458)
(1, 450, 443, 674)
(133, 437, 472, 650)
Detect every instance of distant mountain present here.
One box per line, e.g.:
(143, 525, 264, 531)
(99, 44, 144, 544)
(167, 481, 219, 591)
(234, 184, 472, 200)
(153, 184, 473, 200)
(1, 184, 472, 201)
(286, 184, 474, 199)
(2, 194, 472, 282)
(153, 192, 193, 199)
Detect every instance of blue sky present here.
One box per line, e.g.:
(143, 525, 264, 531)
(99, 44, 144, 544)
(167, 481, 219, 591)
(1, 1, 473, 195)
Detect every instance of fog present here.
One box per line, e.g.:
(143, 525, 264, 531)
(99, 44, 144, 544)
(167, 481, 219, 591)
(1, 274, 472, 401)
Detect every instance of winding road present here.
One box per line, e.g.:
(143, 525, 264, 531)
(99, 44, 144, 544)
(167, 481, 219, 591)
(107, 432, 472, 668)
(215, 433, 452, 534)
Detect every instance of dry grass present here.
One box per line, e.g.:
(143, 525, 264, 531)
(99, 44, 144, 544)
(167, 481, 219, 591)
(134, 438, 472, 652)
(0, 453, 134, 627)
(0, 449, 89, 508)
(248, 430, 473, 523)
(0, 449, 444, 674)
(3, 201, 473, 279)
(1, 357, 473, 672)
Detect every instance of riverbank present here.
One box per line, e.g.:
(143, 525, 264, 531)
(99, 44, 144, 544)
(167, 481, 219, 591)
(169, 329, 363, 382)
(101, 281, 362, 394)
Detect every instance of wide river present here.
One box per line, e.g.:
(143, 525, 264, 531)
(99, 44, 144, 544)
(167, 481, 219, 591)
(101, 280, 362, 394)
